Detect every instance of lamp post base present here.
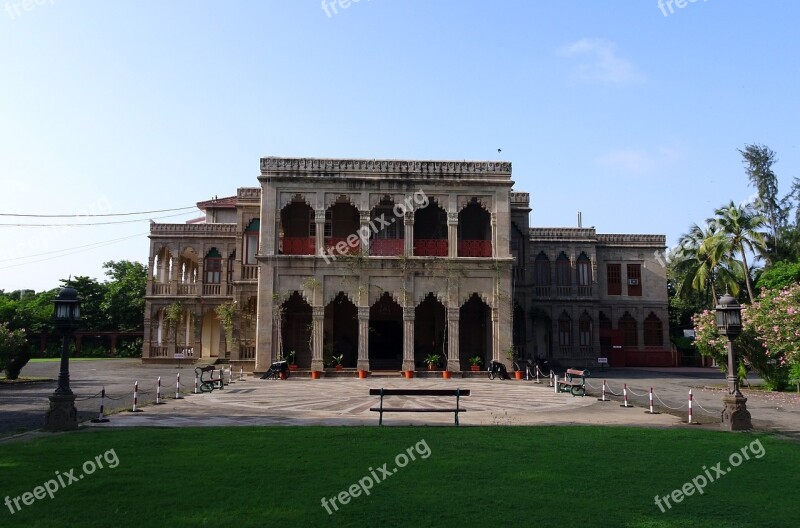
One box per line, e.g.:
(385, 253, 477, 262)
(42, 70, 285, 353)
(721, 394, 752, 431)
(44, 393, 79, 432)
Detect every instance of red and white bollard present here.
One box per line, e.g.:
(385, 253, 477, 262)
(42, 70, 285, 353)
(91, 386, 110, 423)
(688, 389, 693, 424)
(175, 373, 183, 400)
(554, 373, 559, 393)
(156, 376, 163, 404)
(620, 383, 632, 408)
(194, 372, 199, 394)
(597, 380, 609, 402)
(239, 366, 245, 381)
(132, 381, 142, 412)
(645, 387, 658, 414)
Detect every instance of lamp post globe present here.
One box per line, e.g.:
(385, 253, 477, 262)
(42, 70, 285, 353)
(715, 293, 752, 431)
(44, 284, 81, 432)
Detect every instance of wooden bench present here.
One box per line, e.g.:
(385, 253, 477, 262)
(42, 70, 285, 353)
(369, 388, 470, 426)
(556, 368, 589, 397)
(195, 365, 224, 392)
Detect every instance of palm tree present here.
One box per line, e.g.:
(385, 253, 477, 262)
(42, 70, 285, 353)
(711, 201, 767, 302)
(674, 222, 742, 307)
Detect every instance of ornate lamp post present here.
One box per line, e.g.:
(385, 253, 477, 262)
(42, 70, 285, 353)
(715, 293, 752, 431)
(44, 285, 81, 431)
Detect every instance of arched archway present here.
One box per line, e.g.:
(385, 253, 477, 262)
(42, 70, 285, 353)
(325, 293, 358, 367)
(414, 199, 447, 256)
(281, 292, 312, 367)
(459, 294, 491, 366)
(369, 293, 403, 370)
(458, 199, 491, 257)
(280, 200, 314, 255)
(414, 293, 446, 368)
(201, 310, 221, 359)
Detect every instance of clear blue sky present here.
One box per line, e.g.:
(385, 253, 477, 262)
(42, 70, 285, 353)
(2, 0, 798, 291)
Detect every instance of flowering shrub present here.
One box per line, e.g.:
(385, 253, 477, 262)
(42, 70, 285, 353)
(0, 323, 31, 380)
(692, 284, 800, 390)
(745, 283, 800, 365)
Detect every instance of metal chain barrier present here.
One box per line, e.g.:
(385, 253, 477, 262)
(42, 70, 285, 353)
(603, 382, 621, 396)
(653, 390, 688, 411)
(74, 390, 103, 402)
(691, 396, 721, 414)
(625, 386, 647, 397)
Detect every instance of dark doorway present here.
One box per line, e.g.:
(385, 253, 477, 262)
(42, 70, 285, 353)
(369, 292, 403, 370)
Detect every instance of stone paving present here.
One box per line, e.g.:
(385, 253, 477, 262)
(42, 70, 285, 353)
(4, 360, 800, 438)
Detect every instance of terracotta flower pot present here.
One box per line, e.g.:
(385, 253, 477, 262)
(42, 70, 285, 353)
(279, 371, 287, 380)
(442, 371, 452, 379)
(470, 365, 481, 371)
(311, 371, 321, 379)
(335, 365, 343, 371)
(427, 364, 435, 371)
(514, 371, 524, 380)
(289, 364, 299, 371)
(404, 370, 414, 379)
(358, 370, 368, 379)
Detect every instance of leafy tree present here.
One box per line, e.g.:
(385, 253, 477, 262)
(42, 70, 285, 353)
(60, 276, 107, 330)
(711, 201, 767, 302)
(674, 223, 742, 307)
(755, 261, 800, 291)
(739, 144, 781, 243)
(101, 260, 147, 331)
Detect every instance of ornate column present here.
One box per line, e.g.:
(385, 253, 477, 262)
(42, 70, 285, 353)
(315, 210, 326, 256)
(490, 212, 497, 258)
(360, 210, 371, 255)
(446, 307, 460, 372)
(404, 212, 414, 256)
(402, 307, 415, 372)
(311, 306, 325, 372)
(357, 307, 370, 372)
(146, 255, 154, 296)
(492, 305, 501, 364)
(170, 248, 180, 295)
(447, 212, 459, 258)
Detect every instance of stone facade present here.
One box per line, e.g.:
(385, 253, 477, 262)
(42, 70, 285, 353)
(142, 157, 669, 371)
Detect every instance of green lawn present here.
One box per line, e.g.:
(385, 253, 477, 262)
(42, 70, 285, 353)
(0, 427, 796, 527)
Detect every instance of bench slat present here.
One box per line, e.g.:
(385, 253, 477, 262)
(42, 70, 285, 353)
(369, 408, 466, 413)
(368, 389, 470, 396)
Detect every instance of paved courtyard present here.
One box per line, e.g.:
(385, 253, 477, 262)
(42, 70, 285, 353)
(2, 360, 799, 438)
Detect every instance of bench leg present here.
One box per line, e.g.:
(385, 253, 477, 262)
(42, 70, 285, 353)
(455, 410, 459, 427)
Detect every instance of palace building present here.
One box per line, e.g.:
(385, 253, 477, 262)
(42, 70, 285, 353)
(142, 157, 670, 373)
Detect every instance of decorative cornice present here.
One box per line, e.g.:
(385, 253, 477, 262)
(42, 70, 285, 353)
(150, 223, 237, 236)
(597, 234, 666, 247)
(260, 157, 512, 178)
(529, 228, 597, 241)
(237, 187, 260, 202)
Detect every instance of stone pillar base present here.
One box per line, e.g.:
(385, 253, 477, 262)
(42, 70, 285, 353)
(447, 360, 461, 373)
(402, 360, 415, 372)
(44, 393, 78, 432)
(357, 360, 370, 372)
(721, 394, 752, 431)
(311, 359, 325, 372)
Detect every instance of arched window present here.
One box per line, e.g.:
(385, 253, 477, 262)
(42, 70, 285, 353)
(577, 253, 592, 296)
(244, 219, 260, 265)
(534, 253, 550, 284)
(558, 312, 571, 347)
(579, 312, 592, 347)
(227, 250, 235, 285)
(204, 248, 222, 284)
(618, 312, 637, 347)
(644, 312, 663, 347)
(556, 252, 571, 295)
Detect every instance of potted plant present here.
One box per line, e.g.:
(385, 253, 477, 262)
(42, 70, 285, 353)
(506, 345, 523, 379)
(286, 350, 298, 371)
(332, 354, 344, 371)
(424, 353, 441, 371)
(468, 355, 483, 372)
